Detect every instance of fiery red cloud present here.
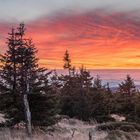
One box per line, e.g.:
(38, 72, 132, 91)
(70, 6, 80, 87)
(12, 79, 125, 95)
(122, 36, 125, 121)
(0, 10, 140, 69)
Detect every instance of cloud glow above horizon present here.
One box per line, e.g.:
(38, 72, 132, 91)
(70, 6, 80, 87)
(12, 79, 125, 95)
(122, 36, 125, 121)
(0, 1, 140, 69)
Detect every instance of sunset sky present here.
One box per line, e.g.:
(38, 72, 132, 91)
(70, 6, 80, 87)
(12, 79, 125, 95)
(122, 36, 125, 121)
(0, 0, 140, 69)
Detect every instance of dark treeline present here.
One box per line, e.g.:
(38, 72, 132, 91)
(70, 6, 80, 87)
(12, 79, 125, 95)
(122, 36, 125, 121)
(0, 24, 140, 135)
(59, 50, 140, 123)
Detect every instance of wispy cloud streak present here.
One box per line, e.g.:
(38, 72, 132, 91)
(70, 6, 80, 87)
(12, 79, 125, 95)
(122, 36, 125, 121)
(0, 9, 140, 68)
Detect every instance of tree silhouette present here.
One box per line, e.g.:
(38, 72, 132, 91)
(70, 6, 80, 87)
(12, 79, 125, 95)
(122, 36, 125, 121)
(118, 75, 136, 95)
(93, 75, 102, 90)
(79, 65, 93, 91)
(63, 50, 71, 75)
(0, 24, 59, 135)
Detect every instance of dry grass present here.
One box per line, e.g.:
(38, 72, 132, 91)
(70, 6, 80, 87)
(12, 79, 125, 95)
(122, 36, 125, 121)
(0, 119, 140, 140)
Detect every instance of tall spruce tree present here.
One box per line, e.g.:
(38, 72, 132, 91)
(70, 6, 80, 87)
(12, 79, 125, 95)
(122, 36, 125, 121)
(79, 65, 93, 90)
(118, 75, 136, 95)
(0, 26, 23, 125)
(93, 75, 102, 90)
(0, 24, 59, 133)
(63, 50, 71, 75)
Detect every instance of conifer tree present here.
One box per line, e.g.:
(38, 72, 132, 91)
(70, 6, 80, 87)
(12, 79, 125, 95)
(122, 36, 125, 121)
(118, 75, 136, 95)
(51, 70, 62, 94)
(79, 65, 93, 90)
(63, 50, 71, 75)
(0, 26, 23, 126)
(0, 24, 59, 132)
(93, 75, 102, 90)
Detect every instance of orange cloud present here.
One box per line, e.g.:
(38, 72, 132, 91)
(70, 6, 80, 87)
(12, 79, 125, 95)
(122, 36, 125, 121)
(0, 10, 140, 69)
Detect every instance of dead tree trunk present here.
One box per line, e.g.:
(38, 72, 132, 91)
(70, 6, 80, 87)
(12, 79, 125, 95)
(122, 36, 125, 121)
(23, 77, 32, 136)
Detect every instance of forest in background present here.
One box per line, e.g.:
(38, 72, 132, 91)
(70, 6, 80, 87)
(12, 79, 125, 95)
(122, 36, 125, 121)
(0, 24, 140, 136)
